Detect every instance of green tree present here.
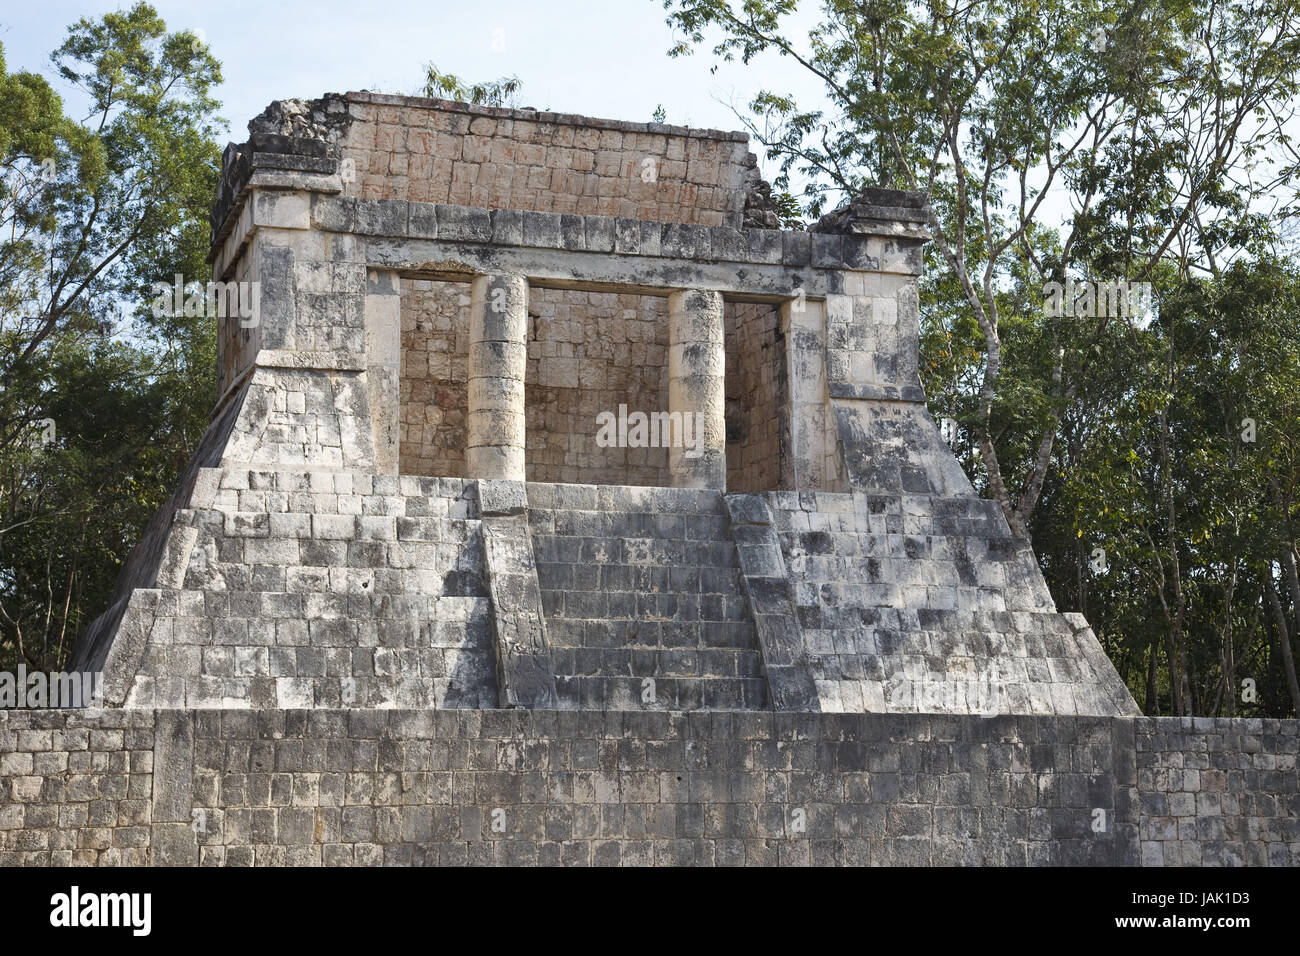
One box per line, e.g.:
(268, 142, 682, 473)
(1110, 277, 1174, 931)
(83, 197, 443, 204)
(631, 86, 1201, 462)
(422, 63, 523, 107)
(1033, 261, 1300, 716)
(0, 3, 222, 673)
(660, 0, 1300, 715)
(661, 0, 1300, 538)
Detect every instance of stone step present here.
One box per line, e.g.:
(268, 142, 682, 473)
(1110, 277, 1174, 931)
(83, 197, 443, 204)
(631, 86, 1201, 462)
(796, 627, 1089, 661)
(205, 471, 478, 518)
(766, 489, 1006, 521)
(216, 469, 475, 499)
(804, 674, 1117, 715)
(539, 590, 749, 623)
(143, 588, 488, 620)
(553, 675, 768, 711)
(790, 606, 1080, 635)
(801, 640, 1105, 682)
(544, 617, 758, 649)
(789, 585, 1048, 614)
(531, 534, 738, 569)
(780, 531, 1028, 561)
(205, 491, 479, 518)
(525, 482, 726, 515)
(535, 561, 743, 594)
(126, 672, 497, 710)
(550, 646, 765, 679)
(185, 560, 485, 596)
(143, 643, 493, 681)
(528, 510, 731, 539)
(776, 512, 1011, 537)
(208, 511, 480, 542)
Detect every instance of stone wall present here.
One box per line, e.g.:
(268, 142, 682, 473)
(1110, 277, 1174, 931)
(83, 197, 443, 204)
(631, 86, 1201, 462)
(400, 291, 795, 489)
(115, 470, 497, 710)
(341, 93, 757, 227)
(525, 289, 670, 486)
(399, 278, 470, 478)
(1135, 718, 1300, 866)
(2, 709, 1295, 866)
(725, 302, 787, 493)
(216, 249, 260, 398)
(0, 711, 155, 866)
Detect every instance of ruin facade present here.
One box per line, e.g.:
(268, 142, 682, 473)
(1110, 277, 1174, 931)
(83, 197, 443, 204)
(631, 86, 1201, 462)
(0, 93, 1292, 866)
(72, 91, 1139, 719)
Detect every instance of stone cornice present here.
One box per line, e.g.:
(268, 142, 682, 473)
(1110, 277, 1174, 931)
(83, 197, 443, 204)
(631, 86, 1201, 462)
(308, 196, 928, 275)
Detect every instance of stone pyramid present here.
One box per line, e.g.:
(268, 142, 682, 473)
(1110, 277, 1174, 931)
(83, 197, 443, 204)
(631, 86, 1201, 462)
(69, 91, 1138, 721)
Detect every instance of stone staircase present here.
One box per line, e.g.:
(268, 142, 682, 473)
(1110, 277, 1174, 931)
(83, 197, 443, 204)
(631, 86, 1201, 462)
(525, 483, 768, 710)
(94, 470, 1135, 718)
(119, 469, 499, 709)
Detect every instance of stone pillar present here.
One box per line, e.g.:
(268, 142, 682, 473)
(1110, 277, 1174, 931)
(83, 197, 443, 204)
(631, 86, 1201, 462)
(667, 289, 726, 489)
(364, 269, 401, 475)
(467, 274, 528, 480)
(783, 297, 836, 491)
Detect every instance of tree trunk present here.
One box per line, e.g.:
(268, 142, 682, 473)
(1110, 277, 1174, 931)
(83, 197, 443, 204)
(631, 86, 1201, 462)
(1268, 571, 1300, 715)
(1145, 639, 1159, 715)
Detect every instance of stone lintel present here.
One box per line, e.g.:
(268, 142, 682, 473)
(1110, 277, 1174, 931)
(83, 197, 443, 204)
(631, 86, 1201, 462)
(314, 198, 926, 275)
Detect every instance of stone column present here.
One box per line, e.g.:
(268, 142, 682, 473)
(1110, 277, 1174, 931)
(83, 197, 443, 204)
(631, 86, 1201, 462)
(364, 269, 401, 475)
(667, 289, 726, 489)
(467, 274, 528, 480)
(782, 297, 833, 491)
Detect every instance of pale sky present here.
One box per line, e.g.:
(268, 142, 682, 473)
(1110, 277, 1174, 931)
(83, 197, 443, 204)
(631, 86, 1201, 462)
(5, 1, 1284, 260)
(0, 0, 829, 187)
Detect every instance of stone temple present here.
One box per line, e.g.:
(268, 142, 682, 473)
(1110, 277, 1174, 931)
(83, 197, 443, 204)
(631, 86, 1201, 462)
(1, 93, 1293, 867)
(72, 91, 1136, 719)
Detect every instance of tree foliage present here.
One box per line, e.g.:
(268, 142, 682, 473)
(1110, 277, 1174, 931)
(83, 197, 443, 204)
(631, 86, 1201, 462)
(421, 63, 523, 108)
(662, 0, 1300, 715)
(0, 3, 222, 673)
(1033, 260, 1300, 717)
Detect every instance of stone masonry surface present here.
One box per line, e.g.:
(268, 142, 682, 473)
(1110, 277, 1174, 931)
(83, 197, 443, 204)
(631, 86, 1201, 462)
(39, 91, 1291, 867)
(338, 94, 756, 227)
(0, 710, 1295, 866)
